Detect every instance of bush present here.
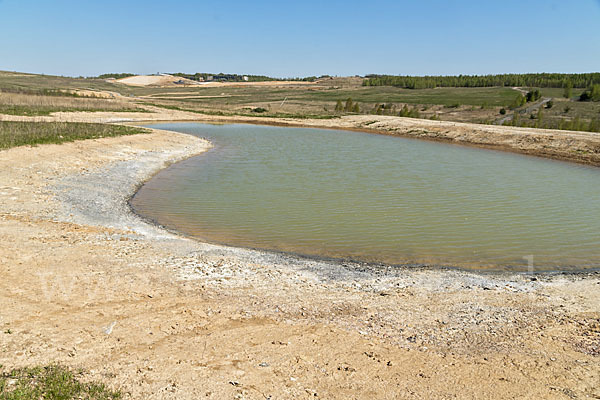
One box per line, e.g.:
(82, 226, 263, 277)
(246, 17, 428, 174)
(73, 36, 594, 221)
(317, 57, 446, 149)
(526, 89, 541, 102)
(510, 94, 527, 109)
(499, 108, 506, 115)
(580, 84, 600, 101)
(252, 107, 267, 113)
(344, 98, 354, 112)
(545, 100, 553, 109)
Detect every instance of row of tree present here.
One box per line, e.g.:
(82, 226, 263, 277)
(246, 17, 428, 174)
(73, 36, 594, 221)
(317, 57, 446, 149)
(335, 99, 429, 119)
(95, 73, 136, 79)
(509, 89, 543, 109)
(335, 98, 360, 113)
(505, 110, 600, 133)
(363, 73, 600, 89)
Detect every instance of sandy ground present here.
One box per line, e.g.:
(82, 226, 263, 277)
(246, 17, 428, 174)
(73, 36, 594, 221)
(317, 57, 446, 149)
(116, 75, 201, 87)
(0, 111, 599, 398)
(116, 75, 318, 88)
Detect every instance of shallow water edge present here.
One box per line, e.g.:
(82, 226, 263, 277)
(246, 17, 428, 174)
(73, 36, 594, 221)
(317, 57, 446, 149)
(130, 122, 600, 274)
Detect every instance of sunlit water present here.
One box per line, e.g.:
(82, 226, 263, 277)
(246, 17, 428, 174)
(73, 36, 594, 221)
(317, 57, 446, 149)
(131, 123, 600, 271)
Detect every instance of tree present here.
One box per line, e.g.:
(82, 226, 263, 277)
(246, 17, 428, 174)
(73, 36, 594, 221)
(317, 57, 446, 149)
(344, 98, 354, 112)
(335, 100, 343, 112)
(545, 100, 553, 109)
(580, 84, 600, 101)
(352, 103, 360, 113)
(510, 94, 526, 109)
(563, 80, 573, 98)
(526, 89, 541, 102)
(512, 112, 521, 126)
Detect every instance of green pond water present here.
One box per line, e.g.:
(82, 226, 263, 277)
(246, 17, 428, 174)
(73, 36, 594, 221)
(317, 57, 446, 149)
(131, 123, 600, 271)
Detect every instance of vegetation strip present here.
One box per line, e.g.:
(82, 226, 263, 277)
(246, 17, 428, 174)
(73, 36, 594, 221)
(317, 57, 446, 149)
(0, 121, 146, 149)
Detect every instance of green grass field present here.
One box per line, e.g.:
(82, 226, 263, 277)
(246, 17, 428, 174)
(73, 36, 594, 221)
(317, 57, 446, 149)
(0, 121, 146, 149)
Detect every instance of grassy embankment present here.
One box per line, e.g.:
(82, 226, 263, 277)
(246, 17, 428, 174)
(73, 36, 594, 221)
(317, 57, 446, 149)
(0, 72, 147, 149)
(0, 70, 598, 132)
(0, 121, 146, 149)
(131, 79, 600, 130)
(0, 364, 121, 399)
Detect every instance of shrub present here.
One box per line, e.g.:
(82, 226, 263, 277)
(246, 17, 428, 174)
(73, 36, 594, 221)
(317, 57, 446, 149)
(344, 98, 354, 112)
(499, 108, 506, 115)
(580, 84, 600, 101)
(526, 89, 541, 102)
(510, 94, 527, 109)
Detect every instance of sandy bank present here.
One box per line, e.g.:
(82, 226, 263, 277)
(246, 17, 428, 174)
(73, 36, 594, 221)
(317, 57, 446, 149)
(2, 103, 600, 166)
(0, 123, 599, 398)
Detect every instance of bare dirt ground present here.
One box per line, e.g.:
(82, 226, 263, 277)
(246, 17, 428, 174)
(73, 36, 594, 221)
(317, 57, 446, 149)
(0, 110, 599, 399)
(116, 74, 318, 88)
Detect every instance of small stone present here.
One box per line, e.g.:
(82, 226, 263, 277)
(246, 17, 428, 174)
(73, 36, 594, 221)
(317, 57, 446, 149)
(258, 362, 269, 367)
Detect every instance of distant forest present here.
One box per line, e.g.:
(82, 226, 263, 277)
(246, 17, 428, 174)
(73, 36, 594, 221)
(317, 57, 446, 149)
(95, 73, 136, 79)
(363, 73, 600, 89)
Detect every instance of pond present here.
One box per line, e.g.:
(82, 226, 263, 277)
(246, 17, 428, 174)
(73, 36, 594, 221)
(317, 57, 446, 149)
(131, 123, 600, 271)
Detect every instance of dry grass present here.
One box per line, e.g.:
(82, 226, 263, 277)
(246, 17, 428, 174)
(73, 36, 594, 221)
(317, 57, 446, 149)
(0, 92, 144, 116)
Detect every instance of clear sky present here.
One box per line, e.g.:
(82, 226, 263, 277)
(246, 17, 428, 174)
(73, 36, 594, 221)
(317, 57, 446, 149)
(0, 0, 599, 77)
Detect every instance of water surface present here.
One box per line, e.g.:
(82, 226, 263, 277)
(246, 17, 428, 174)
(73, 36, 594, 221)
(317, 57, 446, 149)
(131, 123, 600, 271)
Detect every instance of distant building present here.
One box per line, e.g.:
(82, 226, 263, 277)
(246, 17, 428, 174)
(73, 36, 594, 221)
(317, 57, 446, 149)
(243, 76, 249, 81)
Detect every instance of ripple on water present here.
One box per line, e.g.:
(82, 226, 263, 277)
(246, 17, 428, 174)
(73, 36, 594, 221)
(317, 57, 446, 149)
(131, 123, 600, 272)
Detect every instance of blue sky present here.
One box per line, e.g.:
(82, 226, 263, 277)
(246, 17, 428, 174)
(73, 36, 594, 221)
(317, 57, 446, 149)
(0, 0, 599, 77)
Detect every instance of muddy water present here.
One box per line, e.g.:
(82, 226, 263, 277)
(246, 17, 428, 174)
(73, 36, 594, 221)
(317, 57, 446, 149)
(131, 123, 600, 271)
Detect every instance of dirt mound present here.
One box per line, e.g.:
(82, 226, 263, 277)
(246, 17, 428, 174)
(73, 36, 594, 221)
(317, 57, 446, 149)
(116, 74, 199, 87)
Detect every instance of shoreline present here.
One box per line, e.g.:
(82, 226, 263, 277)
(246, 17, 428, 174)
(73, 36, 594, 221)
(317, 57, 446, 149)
(129, 122, 599, 275)
(129, 112, 600, 168)
(1, 117, 599, 398)
(3, 105, 600, 167)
